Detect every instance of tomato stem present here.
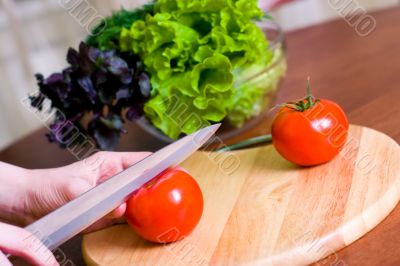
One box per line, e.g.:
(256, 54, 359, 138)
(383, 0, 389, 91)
(306, 76, 313, 104)
(215, 134, 273, 152)
(283, 77, 319, 112)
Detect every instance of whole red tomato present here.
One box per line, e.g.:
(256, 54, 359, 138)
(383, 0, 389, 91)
(272, 83, 349, 166)
(125, 167, 203, 243)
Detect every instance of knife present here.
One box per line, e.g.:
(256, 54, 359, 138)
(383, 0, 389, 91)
(24, 124, 220, 251)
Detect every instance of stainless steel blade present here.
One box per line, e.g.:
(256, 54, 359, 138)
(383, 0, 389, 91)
(24, 124, 220, 251)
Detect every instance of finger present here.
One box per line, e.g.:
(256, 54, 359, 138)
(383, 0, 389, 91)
(0, 252, 12, 266)
(106, 203, 127, 219)
(118, 152, 152, 169)
(83, 203, 127, 233)
(82, 219, 114, 233)
(0, 223, 59, 266)
(94, 152, 152, 184)
(83, 216, 126, 233)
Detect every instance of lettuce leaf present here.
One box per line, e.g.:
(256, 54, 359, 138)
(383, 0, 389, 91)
(229, 47, 286, 126)
(143, 54, 233, 139)
(120, 0, 279, 139)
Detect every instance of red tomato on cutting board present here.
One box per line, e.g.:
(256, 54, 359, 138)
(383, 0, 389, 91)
(272, 81, 349, 166)
(125, 167, 203, 243)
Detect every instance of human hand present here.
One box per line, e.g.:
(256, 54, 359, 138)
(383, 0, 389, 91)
(0, 152, 150, 265)
(11, 151, 151, 231)
(0, 222, 58, 266)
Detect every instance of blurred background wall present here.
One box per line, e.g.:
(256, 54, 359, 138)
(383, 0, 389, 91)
(0, 0, 398, 150)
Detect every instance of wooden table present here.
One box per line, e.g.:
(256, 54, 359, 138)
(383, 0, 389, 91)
(2, 7, 400, 266)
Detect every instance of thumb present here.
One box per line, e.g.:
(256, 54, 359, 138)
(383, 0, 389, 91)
(0, 223, 59, 266)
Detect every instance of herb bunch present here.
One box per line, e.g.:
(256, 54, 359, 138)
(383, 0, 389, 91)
(31, 42, 150, 150)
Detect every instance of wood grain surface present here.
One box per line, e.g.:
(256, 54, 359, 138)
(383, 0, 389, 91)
(2, 7, 400, 266)
(82, 125, 400, 266)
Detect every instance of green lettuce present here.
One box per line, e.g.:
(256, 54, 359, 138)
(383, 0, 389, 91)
(120, 0, 279, 139)
(229, 47, 286, 126)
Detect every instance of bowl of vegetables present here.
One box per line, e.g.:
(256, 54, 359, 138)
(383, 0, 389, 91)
(30, 0, 286, 150)
(135, 18, 287, 143)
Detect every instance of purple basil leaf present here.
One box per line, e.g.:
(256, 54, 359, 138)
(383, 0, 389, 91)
(103, 50, 116, 59)
(66, 48, 79, 66)
(79, 59, 95, 74)
(95, 71, 107, 85)
(94, 127, 120, 151)
(98, 86, 115, 105)
(79, 42, 90, 58)
(138, 73, 151, 97)
(45, 73, 64, 85)
(78, 42, 96, 73)
(89, 118, 120, 151)
(35, 73, 44, 83)
(53, 121, 75, 144)
(58, 88, 69, 100)
(105, 56, 128, 76)
(120, 69, 133, 84)
(116, 87, 131, 100)
(88, 46, 101, 64)
(62, 68, 72, 83)
(78, 76, 96, 104)
(29, 94, 46, 110)
(69, 112, 84, 122)
(43, 73, 71, 100)
(126, 106, 143, 121)
(47, 119, 69, 144)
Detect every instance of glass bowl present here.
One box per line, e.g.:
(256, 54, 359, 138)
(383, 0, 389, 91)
(136, 20, 287, 143)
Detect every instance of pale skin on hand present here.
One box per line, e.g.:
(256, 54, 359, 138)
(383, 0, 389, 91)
(0, 151, 151, 265)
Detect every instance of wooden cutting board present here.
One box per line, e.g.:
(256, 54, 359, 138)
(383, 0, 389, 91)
(82, 125, 400, 266)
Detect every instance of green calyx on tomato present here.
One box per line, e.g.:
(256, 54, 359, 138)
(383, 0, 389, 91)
(283, 77, 320, 112)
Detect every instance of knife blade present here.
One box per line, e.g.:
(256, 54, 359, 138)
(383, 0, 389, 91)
(24, 124, 220, 251)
